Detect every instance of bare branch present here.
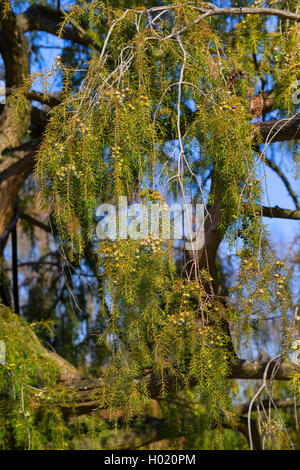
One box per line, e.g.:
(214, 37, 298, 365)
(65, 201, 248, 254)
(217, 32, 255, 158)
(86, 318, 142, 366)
(19, 212, 51, 233)
(255, 114, 300, 144)
(200, 6, 300, 22)
(264, 157, 299, 210)
(261, 205, 300, 220)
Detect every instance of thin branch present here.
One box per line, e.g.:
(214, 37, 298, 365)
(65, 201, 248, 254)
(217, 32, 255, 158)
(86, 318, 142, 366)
(19, 212, 51, 233)
(264, 157, 299, 210)
(199, 6, 300, 22)
(237, 399, 296, 416)
(11, 223, 19, 315)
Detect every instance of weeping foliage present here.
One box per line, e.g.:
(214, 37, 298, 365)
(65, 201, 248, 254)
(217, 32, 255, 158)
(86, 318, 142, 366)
(4, 0, 299, 448)
(0, 307, 72, 449)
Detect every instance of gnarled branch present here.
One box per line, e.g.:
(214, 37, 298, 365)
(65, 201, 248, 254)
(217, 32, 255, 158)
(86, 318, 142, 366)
(17, 5, 100, 50)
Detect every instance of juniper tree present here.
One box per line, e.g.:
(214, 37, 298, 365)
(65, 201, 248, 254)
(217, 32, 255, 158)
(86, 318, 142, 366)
(0, 0, 300, 450)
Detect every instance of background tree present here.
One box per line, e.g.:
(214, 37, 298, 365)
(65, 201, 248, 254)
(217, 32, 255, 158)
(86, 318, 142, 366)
(0, 0, 299, 450)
